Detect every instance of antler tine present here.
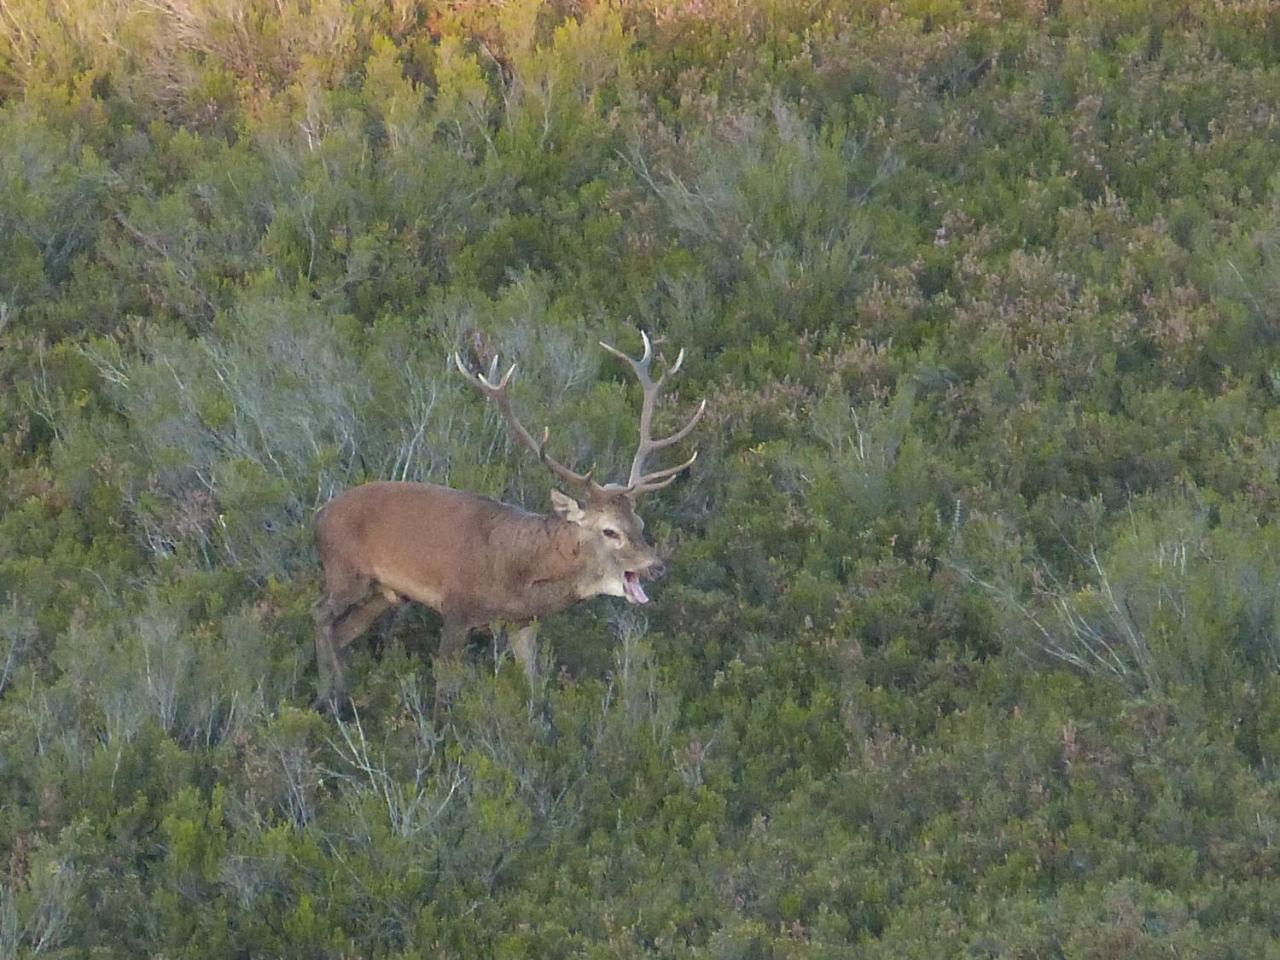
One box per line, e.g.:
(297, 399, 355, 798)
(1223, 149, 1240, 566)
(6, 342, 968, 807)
(601, 451, 700, 496)
(598, 339, 645, 379)
(648, 397, 707, 447)
(485, 355, 500, 385)
(598, 330, 706, 496)
(599, 330, 663, 387)
(454, 350, 596, 490)
(629, 449, 698, 491)
(453, 350, 474, 381)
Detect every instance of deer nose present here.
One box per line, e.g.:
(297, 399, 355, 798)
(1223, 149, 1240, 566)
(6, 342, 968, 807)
(648, 561, 666, 580)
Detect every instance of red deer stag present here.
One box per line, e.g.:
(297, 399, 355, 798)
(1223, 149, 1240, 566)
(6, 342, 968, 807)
(312, 332, 705, 713)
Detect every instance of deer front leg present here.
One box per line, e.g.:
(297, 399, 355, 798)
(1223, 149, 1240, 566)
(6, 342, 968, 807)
(509, 622, 540, 684)
(432, 615, 471, 715)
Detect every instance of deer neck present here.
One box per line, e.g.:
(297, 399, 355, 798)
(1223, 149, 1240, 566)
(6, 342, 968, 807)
(498, 514, 590, 612)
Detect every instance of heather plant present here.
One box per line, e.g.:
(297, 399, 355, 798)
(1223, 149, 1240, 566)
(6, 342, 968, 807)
(3, 1, 1280, 956)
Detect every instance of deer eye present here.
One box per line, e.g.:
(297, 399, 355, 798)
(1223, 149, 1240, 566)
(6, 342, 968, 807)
(603, 528, 621, 541)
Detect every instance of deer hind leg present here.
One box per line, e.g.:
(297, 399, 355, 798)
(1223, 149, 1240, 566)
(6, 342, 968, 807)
(332, 594, 394, 651)
(314, 593, 395, 715)
(313, 600, 349, 713)
(313, 576, 384, 713)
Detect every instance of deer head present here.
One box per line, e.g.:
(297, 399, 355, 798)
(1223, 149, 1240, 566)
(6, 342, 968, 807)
(453, 331, 706, 605)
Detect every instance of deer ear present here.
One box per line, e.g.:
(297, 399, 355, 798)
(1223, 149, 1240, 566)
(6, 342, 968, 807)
(550, 489, 586, 524)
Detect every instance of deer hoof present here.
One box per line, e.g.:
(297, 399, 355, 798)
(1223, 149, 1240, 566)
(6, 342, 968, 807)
(313, 690, 355, 721)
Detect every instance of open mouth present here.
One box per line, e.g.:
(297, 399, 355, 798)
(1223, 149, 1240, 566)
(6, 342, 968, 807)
(623, 570, 649, 605)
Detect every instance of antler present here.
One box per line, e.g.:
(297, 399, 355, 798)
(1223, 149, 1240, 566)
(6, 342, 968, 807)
(598, 330, 707, 498)
(453, 352, 597, 490)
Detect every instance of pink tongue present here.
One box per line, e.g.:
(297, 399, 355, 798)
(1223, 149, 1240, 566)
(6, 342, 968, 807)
(625, 574, 649, 604)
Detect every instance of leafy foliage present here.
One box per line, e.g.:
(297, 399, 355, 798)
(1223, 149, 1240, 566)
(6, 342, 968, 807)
(4, 1, 1280, 955)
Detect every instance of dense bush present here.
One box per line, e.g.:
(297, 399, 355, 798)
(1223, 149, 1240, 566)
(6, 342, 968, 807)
(4, 1, 1280, 955)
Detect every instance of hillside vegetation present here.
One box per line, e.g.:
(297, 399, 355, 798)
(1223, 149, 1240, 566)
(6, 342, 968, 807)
(3, 1, 1280, 956)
